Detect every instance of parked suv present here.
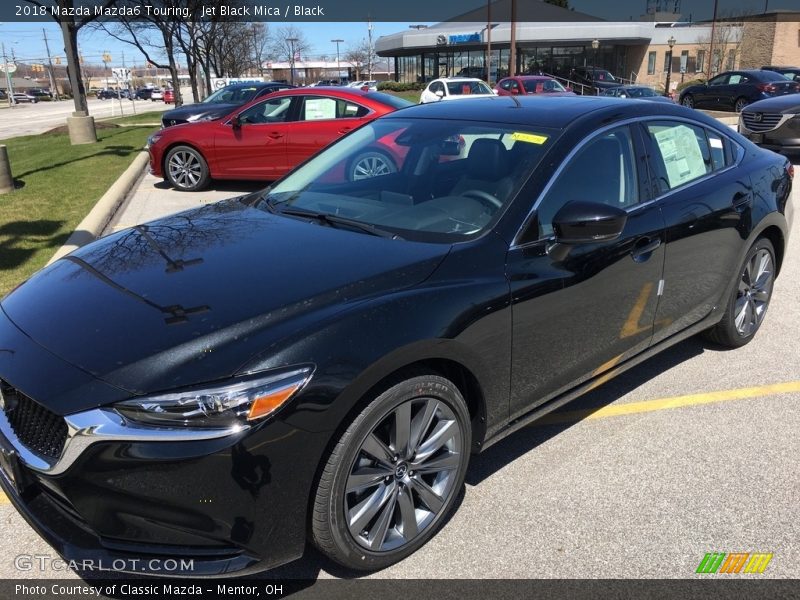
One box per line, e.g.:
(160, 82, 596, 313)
(568, 66, 623, 93)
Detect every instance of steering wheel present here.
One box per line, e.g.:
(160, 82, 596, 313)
(460, 189, 503, 210)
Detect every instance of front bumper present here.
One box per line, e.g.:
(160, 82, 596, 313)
(739, 115, 800, 152)
(0, 414, 322, 577)
(0, 309, 327, 577)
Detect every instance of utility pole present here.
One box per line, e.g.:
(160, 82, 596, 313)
(2, 43, 14, 107)
(509, 0, 517, 78)
(367, 20, 373, 80)
(42, 28, 59, 100)
(331, 39, 343, 84)
(486, 0, 492, 83)
(709, 0, 718, 77)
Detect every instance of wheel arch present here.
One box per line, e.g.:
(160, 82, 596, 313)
(758, 224, 785, 276)
(161, 141, 214, 179)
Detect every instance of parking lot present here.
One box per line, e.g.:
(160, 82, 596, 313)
(1, 143, 797, 581)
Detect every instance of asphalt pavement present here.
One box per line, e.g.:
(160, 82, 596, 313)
(1, 146, 798, 581)
(0, 96, 168, 139)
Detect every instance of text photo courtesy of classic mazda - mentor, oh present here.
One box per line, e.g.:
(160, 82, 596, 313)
(0, 94, 792, 576)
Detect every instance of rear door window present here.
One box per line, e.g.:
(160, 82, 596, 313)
(644, 121, 713, 193)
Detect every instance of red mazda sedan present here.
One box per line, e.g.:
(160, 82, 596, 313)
(495, 76, 576, 97)
(148, 88, 412, 191)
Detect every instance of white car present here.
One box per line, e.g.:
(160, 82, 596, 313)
(359, 81, 378, 91)
(420, 77, 496, 104)
(150, 89, 164, 101)
(347, 81, 365, 88)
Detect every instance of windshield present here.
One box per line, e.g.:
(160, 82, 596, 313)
(524, 79, 567, 93)
(627, 87, 656, 97)
(447, 81, 493, 95)
(202, 86, 261, 104)
(262, 118, 556, 242)
(366, 92, 414, 110)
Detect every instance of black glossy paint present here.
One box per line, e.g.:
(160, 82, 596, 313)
(0, 96, 792, 576)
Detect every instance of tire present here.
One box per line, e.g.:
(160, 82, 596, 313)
(704, 238, 775, 348)
(681, 94, 694, 109)
(164, 145, 210, 192)
(311, 374, 471, 571)
(734, 97, 749, 113)
(348, 150, 397, 181)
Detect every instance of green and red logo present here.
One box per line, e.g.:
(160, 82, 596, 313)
(696, 552, 773, 574)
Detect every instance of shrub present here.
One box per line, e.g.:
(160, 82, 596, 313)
(377, 81, 424, 92)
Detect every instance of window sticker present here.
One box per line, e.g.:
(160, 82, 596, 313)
(653, 125, 707, 187)
(511, 132, 548, 145)
(709, 136, 724, 149)
(304, 98, 336, 120)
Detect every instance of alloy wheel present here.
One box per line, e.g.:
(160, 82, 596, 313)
(344, 397, 462, 552)
(351, 153, 396, 181)
(734, 248, 772, 337)
(168, 150, 202, 189)
(682, 95, 694, 108)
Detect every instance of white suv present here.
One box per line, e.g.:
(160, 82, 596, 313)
(420, 77, 496, 104)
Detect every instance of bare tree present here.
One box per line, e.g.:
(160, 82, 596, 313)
(96, 2, 185, 106)
(250, 23, 271, 78)
(695, 18, 744, 78)
(271, 25, 311, 63)
(345, 40, 378, 81)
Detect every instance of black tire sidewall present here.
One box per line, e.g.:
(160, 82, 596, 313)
(320, 375, 471, 571)
(720, 238, 775, 346)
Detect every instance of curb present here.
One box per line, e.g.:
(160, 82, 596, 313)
(46, 151, 150, 265)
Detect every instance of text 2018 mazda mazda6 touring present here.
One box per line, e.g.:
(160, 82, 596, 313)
(0, 96, 792, 576)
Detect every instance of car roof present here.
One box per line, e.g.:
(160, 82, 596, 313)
(515, 75, 555, 80)
(383, 95, 702, 129)
(439, 77, 484, 82)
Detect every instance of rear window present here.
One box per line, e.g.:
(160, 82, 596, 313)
(446, 81, 493, 95)
(365, 91, 414, 110)
(757, 71, 790, 82)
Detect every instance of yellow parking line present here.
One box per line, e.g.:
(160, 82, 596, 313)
(0, 492, 8, 504)
(537, 380, 800, 426)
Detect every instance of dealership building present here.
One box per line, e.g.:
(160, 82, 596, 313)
(375, 2, 800, 92)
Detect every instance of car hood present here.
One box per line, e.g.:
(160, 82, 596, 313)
(743, 94, 800, 113)
(1, 199, 450, 405)
(161, 103, 240, 123)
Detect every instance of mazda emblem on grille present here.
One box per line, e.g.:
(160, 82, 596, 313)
(754, 113, 763, 122)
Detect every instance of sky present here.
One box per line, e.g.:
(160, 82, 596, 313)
(0, 21, 434, 68)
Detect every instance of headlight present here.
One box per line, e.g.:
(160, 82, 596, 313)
(188, 114, 217, 123)
(146, 133, 163, 148)
(114, 366, 313, 428)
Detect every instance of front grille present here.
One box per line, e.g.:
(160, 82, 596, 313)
(1, 380, 68, 459)
(741, 111, 785, 132)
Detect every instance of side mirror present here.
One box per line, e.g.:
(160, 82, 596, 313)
(230, 114, 241, 129)
(552, 201, 627, 244)
(434, 90, 444, 98)
(511, 88, 520, 95)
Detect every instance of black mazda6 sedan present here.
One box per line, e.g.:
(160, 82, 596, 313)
(0, 96, 793, 576)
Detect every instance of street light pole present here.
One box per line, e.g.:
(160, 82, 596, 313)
(1, 43, 13, 107)
(591, 39, 599, 95)
(664, 35, 676, 98)
(331, 38, 343, 84)
(287, 37, 298, 86)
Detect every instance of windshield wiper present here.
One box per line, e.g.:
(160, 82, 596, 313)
(278, 207, 402, 239)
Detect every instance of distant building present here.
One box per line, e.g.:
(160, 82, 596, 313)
(375, 1, 800, 91)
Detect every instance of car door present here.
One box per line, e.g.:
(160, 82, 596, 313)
(212, 95, 295, 179)
(282, 95, 370, 177)
(638, 119, 752, 344)
(723, 72, 749, 110)
(506, 124, 666, 420)
(698, 73, 728, 109)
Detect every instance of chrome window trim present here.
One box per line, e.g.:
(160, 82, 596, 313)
(510, 115, 746, 250)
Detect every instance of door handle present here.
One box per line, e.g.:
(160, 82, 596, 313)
(631, 237, 661, 262)
(268, 132, 284, 139)
(732, 191, 751, 211)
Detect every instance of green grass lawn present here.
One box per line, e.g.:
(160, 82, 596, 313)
(384, 90, 422, 103)
(104, 111, 165, 126)
(0, 126, 152, 296)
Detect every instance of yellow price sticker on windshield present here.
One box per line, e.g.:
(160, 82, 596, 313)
(512, 132, 548, 145)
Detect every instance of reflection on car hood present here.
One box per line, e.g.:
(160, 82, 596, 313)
(1, 199, 450, 402)
(161, 103, 239, 122)
(743, 94, 800, 113)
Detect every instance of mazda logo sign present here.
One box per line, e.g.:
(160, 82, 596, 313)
(754, 113, 763, 123)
